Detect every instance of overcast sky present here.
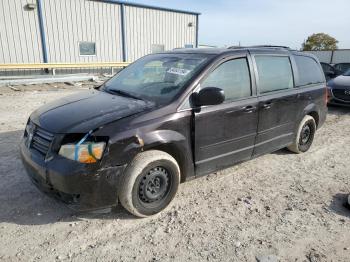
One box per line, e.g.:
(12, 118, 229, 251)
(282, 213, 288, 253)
(126, 0, 350, 49)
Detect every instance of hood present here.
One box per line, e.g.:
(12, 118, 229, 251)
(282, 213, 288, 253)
(328, 75, 350, 89)
(30, 90, 153, 133)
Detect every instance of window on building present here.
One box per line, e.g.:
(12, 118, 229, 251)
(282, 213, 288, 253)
(185, 44, 194, 48)
(79, 42, 96, 56)
(294, 55, 325, 86)
(152, 44, 165, 54)
(255, 56, 294, 94)
(201, 58, 252, 102)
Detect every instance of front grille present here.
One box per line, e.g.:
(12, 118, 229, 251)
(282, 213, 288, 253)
(332, 89, 350, 102)
(30, 125, 54, 156)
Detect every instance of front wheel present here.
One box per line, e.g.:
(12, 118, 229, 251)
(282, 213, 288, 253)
(287, 115, 316, 154)
(119, 150, 180, 217)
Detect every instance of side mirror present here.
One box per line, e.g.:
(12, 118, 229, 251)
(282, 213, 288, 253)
(193, 87, 225, 107)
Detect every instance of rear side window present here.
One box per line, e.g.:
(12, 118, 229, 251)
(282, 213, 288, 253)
(255, 56, 294, 94)
(294, 55, 324, 86)
(201, 58, 251, 102)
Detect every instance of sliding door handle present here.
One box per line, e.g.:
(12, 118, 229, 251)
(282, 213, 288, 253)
(262, 102, 272, 109)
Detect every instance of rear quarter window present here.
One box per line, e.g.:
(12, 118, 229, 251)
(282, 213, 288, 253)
(294, 55, 324, 86)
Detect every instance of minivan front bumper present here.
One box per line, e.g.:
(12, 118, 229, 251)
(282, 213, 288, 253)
(328, 98, 350, 107)
(20, 140, 125, 211)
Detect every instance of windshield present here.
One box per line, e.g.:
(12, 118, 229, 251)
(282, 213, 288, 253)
(344, 69, 350, 76)
(103, 53, 213, 105)
(335, 63, 350, 74)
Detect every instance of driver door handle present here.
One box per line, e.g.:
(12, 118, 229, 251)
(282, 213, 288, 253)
(242, 105, 256, 113)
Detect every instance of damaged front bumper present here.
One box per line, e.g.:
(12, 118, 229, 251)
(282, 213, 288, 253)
(20, 140, 126, 211)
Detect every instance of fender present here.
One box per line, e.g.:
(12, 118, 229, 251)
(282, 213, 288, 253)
(141, 130, 195, 182)
(102, 129, 195, 182)
(141, 129, 186, 146)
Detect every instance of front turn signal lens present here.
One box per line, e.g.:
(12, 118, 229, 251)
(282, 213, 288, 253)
(59, 142, 106, 163)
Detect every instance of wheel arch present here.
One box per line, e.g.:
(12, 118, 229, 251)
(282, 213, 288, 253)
(140, 130, 194, 183)
(145, 143, 191, 183)
(307, 111, 319, 128)
(302, 103, 320, 128)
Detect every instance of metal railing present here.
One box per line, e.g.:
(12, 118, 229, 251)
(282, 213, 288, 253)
(0, 62, 131, 76)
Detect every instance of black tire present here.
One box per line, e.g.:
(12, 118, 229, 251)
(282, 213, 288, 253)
(287, 115, 316, 154)
(119, 150, 180, 217)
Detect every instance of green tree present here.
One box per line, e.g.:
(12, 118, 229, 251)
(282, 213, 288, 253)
(302, 33, 338, 51)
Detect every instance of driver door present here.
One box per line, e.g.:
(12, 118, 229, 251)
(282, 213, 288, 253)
(194, 54, 259, 175)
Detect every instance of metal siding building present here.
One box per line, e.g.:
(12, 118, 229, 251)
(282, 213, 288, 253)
(304, 50, 350, 64)
(124, 6, 197, 61)
(0, 0, 43, 63)
(331, 50, 350, 63)
(41, 0, 124, 63)
(304, 51, 333, 63)
(0, 0, 199, 64)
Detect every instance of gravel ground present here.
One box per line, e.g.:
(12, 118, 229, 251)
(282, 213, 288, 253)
(0, 84, 349, 262)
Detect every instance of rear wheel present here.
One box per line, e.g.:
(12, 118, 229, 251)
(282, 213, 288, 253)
(119, 150, 180, 217)
(287, 115, 316, 154)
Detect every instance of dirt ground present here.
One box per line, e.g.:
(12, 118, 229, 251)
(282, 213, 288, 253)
(0, 83, 349, 262)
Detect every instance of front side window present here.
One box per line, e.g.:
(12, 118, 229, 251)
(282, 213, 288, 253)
(255, 56, 294, 94)
(104, 53, 213, 105)
(294, 55, 324, 86)
(201, 58, 252, 102)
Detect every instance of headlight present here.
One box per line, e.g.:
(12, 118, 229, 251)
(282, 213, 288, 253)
(58, 142, 106, 163)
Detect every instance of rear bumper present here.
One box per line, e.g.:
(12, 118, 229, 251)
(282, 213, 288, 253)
(20, 140, 126, 211)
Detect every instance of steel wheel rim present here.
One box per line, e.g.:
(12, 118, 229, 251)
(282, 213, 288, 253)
(138, 167, 170, 204)
(300, 124, 311, 145)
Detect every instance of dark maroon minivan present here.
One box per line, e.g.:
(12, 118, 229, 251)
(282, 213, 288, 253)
(21, 46, 327, 217)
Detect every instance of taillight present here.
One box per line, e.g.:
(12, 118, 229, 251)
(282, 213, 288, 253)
(325, 86, 330, 105)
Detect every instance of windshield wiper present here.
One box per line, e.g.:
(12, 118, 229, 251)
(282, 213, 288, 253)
(106, 89, 145, 101)
(94, 83, 104, 90)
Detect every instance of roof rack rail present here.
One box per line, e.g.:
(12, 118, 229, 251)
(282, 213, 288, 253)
(228, 45, 291, 50)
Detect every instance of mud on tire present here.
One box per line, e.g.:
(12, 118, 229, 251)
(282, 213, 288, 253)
(118, 150, 180, 217)
(287, 115, 316, 154)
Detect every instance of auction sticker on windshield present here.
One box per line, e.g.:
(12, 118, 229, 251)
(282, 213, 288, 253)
(167, 67, 191, 76)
